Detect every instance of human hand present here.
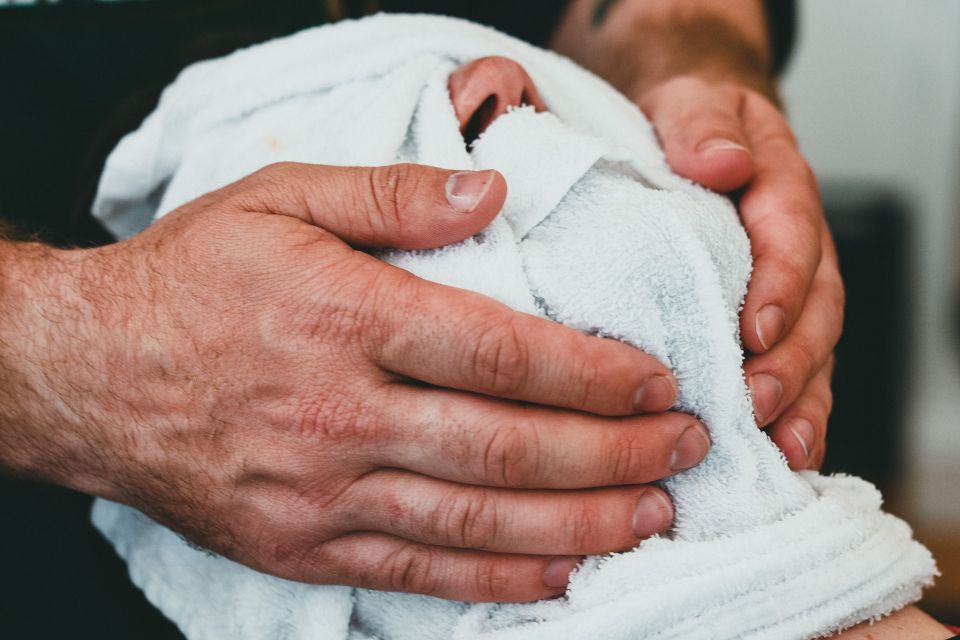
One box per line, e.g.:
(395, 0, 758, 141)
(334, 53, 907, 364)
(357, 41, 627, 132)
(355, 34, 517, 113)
(0, 162, 710, 602)
(638, 76, 844, 470)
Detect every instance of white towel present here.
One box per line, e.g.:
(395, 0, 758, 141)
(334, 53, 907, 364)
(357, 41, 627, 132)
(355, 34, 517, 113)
(90, 13, 937, 640)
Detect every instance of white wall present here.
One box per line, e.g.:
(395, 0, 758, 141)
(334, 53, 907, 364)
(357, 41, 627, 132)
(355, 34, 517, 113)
(781, 1, 960, 523)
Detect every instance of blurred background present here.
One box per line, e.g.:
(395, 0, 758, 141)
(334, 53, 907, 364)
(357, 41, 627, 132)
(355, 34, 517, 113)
(783, 0, 960, 621)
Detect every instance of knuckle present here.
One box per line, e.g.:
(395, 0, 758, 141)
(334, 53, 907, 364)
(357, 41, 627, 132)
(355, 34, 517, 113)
(609, 433, 650, 484)
(750, 199, 820, 253)
(823, 386, 834, 417)
(284, 537, 332, 582)
(242, 162, 286, 192)
(824, 352, 837, 378)
(745, 94, 798, 148)
(657, 74, 716, 100)
(659, 74, 701, 92)
(718, 79, 750, 100)
(572, 351, 605, 411)
(254, 161, 297, 189)
(306, 296, 371, 343)
(771, 185, 822, 228)
(258, 161, 299, 179)
(447, 489, 501, 550)
(234, 161, 303, 212)
(824, 274, 847, 333)
(385, 544, 439, 595)
(641, 75, 718, 120)
(834, 279, 847, 319)
(778, 195, 822, 234)
(818, 378, 835, 417)
(335, 265, 405, 344)
(469, 317, 531, 397)
(669, 108, 743, 148)
(482, 424, 542, 487)
(783, 338, 818, 387)
(471, 559, 510, 601)
(696, 102, 744, 131)
(563, 501, 600, 552)
(482, 422, 541, 486)
(764, 255, 809, 304)
(368, 163, 421, 235)
(291, 390, 378, 445)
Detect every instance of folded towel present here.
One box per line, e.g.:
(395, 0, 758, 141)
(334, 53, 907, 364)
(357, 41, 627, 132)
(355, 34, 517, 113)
(90, 13, 936, 640)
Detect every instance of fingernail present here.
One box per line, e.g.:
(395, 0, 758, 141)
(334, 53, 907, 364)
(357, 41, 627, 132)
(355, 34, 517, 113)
(543, 556, 581, 589)
(633, 375, 676, 413)
(696, 137, 750, 154)
(749, 373, 783, 425)
(788, 418, 815, 466)
(632, 490, 673, 539)
(670, 423, 711, 471)
(445, 170, 496, 213)
(755, 305, 786, 351)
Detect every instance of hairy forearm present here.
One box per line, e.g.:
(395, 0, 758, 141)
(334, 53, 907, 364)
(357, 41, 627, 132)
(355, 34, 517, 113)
(0, 239, 116, 496)
(551, 0, 777, 100)
(0, 239, 58, 476)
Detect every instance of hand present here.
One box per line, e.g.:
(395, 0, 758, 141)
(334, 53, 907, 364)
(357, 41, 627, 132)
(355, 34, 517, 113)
(0, 162, 710, 602)
(638, 75, 844, 470)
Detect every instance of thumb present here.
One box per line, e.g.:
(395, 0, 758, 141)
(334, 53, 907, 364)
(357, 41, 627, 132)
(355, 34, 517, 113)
(639, 78, 755, 193)
(227, 162, 506, 249)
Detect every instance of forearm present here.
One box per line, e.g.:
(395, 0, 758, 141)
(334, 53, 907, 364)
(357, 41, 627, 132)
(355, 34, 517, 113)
(0, 239, 115, 496)
(551, 0, 777, 100)
(0, 238, 58, 476)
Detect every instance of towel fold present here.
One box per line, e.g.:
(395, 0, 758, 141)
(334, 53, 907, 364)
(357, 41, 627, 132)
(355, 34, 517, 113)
(91, 13, 936, 640)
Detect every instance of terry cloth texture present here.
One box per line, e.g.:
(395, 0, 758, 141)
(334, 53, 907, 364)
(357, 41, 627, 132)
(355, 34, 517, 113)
(90, 13, 936, 640)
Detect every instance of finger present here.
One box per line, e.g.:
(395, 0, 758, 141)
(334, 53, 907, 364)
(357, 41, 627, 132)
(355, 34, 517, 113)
(738, 94, 828, 354)
(765, 361, 833, 470)
(298, 531, 583, 602)
(639, 76, 755, 192)
(223, 161, 507, 249)
(347, 469, 672, 555)
(375, 384, 708, 488)
(368, 273, 678, 416)
(745, 255, 843, 426)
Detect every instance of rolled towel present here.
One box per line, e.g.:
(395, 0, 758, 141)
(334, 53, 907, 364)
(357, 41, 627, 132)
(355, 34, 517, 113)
(90, 13, 936, 640)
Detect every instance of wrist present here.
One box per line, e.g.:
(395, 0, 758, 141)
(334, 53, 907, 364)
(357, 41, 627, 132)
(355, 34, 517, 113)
(0, 240, 59, 475)
(0, 241, 120, 497)
(553, 0, 779, 104)
(628, 11, 776, 98)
